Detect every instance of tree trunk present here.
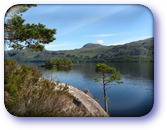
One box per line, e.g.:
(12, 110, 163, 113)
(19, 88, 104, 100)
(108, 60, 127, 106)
(103, 85, 109, 113)
(4, 37, 14, 41)
(102, 73, 109, 113)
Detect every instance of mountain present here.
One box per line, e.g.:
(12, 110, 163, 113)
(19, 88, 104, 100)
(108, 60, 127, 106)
(5, 37, 154, 63)
(82, 43, 104, 48)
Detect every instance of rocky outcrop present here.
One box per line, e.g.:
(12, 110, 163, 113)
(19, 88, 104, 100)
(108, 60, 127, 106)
(54, 82, 109, 117)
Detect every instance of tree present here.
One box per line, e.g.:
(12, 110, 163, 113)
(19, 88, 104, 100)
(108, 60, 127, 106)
(4, 4, 56, 51)
(94, 63, 123, 113)
(45, 58, 73, 68)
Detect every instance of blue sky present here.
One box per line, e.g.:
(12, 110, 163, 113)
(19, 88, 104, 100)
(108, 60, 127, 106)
(22, 4, 153, 51)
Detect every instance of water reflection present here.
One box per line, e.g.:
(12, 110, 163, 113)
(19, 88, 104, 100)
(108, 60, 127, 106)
(45, 66, 72, 72)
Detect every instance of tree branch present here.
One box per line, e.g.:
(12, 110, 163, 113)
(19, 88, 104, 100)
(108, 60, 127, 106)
(4, 37, 14, 41)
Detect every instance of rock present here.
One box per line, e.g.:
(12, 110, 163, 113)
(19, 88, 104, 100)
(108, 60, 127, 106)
(53, 82, 109, 117)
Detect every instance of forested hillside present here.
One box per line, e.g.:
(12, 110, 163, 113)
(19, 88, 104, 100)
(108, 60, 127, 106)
(5, 37, 154, 63)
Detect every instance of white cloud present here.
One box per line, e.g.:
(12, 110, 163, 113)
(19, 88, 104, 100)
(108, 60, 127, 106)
(88, 32, 133, 38)
(90, 34, 115, 37)
(89, 33, 117, 37)
(45, 41, 78, 50)
(45, 44, 64, 48)
(96, 40, 105, 44)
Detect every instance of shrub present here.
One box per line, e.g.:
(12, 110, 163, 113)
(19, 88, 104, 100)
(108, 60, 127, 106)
(4, 59, 90, 117)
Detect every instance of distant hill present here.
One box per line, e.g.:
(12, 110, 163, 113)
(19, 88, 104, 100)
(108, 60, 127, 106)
(5, 37, 154, 63)
(82, 43, 104, 48)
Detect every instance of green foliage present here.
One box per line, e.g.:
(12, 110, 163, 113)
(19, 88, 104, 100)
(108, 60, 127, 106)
(4, 84, 18, 97)
(95, 63, 122, 83)
(4, 59, 42, 96)
(4, 4, 56, 51)
(45, 58, 73, 68)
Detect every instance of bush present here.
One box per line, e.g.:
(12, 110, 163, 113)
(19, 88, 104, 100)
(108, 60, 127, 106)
(4, 59, 42, 96)
(45, 58, 73, 68)
(4, 59, 90, 117)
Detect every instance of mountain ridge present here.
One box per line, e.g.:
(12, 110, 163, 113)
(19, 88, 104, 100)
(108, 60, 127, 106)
(5, 37, 154, 63)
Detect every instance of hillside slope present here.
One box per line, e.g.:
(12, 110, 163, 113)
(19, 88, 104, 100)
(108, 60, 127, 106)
(5, 37, 154, 63)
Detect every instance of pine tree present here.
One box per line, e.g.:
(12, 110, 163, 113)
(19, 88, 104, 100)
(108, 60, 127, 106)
(94, 63, 123, 113)
(4, 4, 56, 51)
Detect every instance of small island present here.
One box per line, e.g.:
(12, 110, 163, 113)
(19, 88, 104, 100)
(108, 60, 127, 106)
(44, 58, 73, 68)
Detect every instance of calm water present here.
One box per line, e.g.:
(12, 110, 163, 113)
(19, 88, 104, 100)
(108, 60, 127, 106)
(27, 62, 154, 117)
